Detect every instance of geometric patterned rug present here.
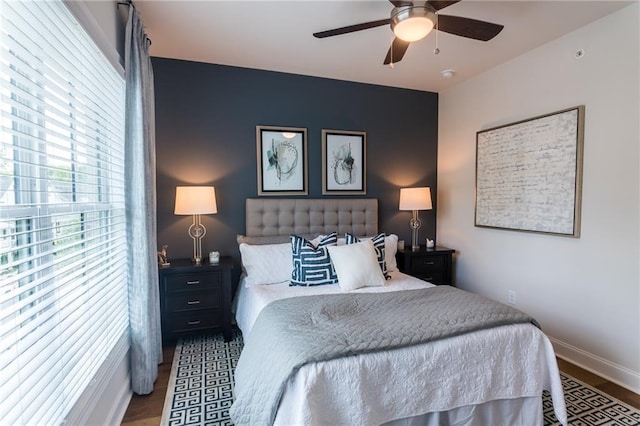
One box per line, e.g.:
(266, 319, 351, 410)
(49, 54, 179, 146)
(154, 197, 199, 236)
(543, 375, 640, 426)
(161, 331, 640, 426)
(160, 330, 243, 426)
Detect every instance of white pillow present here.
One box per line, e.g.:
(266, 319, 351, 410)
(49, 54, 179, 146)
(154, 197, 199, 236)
(239, 242, 292, 286)
(339, 233, 399, 272)
(327, 239, 386, 291)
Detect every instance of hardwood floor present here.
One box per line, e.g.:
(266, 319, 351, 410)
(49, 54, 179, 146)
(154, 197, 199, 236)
(121, 345, 176, 426)
(120, 345, 640, 425)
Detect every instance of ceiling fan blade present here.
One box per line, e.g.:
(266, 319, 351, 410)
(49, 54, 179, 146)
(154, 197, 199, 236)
(383, 38, 410, 65)
(389, 0, 412, 6)
(313, 18, 390, 38)
(427, 1, 461, 11)
(436, 15, 504, 41)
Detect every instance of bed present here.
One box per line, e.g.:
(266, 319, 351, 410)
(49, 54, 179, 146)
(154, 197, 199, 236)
(230, 198, 567, 425)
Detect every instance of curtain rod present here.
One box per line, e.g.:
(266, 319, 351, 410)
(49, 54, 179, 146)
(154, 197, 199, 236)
(117, 0, 152, 46)
(117, 0, 134, 9)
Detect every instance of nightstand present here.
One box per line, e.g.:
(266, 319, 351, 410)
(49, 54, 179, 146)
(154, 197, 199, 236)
(158, 257, 233, 344)
(396, 246, 455, 286)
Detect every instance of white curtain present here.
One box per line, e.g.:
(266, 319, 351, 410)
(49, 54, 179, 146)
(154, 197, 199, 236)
(125, 5, 162, 394)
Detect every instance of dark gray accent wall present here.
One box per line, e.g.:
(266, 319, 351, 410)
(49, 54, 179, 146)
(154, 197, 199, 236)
(153, 58, 438, 267)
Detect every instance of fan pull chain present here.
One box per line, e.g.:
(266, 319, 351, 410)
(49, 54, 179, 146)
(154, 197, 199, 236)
(389, 33, 395, 68)
(434, 13, 440, 55)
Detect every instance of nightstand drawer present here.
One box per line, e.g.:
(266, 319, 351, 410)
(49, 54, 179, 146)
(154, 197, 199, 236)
(411, 255, 445, 274)
(165, 290, 221, 312)
(414, 272, 444, 285)
(164, 272, 221, 293)
(164, 309, 222, 334)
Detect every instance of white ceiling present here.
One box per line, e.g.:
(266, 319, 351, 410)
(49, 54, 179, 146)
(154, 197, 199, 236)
(135, 1, 631, 93)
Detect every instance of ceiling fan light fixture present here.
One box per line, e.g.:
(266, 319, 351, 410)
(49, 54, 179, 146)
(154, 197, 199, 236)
(391, 7, 435, 42)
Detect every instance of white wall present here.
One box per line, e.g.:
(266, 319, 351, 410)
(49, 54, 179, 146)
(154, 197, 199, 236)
(438, 3, 639, 392)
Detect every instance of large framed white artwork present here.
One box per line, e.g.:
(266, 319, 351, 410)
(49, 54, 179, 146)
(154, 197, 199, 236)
(256, 125, 308, 196)
(322, 129, 366, 195)
(475, 105, 585, 237)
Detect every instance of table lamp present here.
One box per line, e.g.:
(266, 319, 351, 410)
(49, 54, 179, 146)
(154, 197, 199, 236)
(174, 186, 217, 265)
(399, 187, 432, 251)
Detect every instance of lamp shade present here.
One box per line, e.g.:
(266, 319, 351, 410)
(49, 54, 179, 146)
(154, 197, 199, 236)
(399, 187, 432, 211)
(174, 186, 218, 215)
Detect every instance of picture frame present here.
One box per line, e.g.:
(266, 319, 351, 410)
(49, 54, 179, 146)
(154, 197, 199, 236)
(256, 125, 308, 196)
(475, 105, 585, 237)
(322, 129, 366, 195)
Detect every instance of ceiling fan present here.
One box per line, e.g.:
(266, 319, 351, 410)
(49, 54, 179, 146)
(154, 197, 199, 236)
(313, 1, 504, 66)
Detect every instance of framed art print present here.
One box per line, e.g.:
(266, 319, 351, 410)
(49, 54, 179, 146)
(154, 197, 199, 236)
(322, 129, 366, 195)
(475, 105, 584, 237)
(256, 125, 308, 196)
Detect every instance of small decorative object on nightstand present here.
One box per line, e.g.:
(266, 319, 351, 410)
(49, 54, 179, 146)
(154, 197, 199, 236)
(158, 257, 233, 344)
(396, 245, 455, 286)
(157, 244, 170, 266)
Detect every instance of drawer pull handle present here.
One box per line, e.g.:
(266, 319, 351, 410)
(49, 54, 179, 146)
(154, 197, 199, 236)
(424, 277, 433, 281)
(186, 280, 200, 285)
(423, 261, 435, 265)
(187, 320, 201, 325)
(187, 300, 200, 305)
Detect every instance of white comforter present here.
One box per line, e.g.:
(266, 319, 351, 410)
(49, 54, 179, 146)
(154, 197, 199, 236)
(233, 272, 567, 425)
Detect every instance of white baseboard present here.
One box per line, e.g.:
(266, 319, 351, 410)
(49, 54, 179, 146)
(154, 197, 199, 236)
(550, 336, 640, 394)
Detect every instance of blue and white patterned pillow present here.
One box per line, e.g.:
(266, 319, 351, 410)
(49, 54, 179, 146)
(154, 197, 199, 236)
(345, 233, 389, 279)
(290, 232, 338, 286)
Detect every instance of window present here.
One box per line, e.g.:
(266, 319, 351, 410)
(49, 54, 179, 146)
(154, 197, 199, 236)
(0, 1, 128, 423)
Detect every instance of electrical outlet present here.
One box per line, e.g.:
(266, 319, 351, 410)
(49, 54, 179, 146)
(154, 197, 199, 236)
(508, 290, 517, 305)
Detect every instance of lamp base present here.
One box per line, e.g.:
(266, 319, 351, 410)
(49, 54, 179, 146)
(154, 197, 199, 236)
(188, 214, 206, 267)
(409, 210, 422, 252)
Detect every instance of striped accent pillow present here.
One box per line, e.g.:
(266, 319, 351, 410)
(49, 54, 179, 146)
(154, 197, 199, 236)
(345, 233, 390, 279)
(290, 232, 338, 286)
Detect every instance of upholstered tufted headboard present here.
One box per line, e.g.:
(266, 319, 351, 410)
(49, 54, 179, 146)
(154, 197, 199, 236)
(243, 198, 378, 241)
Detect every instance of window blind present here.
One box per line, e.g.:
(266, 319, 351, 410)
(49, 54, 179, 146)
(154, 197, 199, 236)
(0, 1, 128, 424)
